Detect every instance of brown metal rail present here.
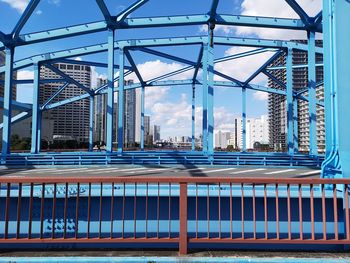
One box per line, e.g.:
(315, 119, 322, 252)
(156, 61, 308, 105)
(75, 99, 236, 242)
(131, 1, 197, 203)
(0, 176, 348, 255)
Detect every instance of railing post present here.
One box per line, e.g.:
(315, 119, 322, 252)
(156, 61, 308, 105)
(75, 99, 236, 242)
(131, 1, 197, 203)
(179, 182, 188, 255)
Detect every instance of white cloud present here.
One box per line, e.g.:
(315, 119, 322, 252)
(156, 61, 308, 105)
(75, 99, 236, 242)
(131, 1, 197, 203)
(35, 9, 42, 15)
(17, 70, 34, 80)
(237, 0, 322, 40)
(74, 57, 82, 61)
(0, 0, 29, 12)
(214, 46, 272, 84)
(132, 60, 193, 82)
(145, 86, 170, 109)
(253, 91, 269, 101)
(147, 90, 239, 137)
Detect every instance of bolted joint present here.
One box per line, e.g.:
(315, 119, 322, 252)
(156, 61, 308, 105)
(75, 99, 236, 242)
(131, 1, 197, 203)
(208, 22, 215, 48)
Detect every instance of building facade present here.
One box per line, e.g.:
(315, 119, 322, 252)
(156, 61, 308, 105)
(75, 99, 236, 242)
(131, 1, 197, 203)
(40, 63, 91, 142)
(228, 116, 269, 150)
(0, 51, 17, 101)
(267, 40, 324, 153)
(93, 77, 107, 144)
(153, 125, 160, 142)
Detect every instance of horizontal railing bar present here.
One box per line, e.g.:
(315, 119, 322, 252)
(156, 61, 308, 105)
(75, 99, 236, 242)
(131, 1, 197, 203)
(0, 238, 180, 243)
(0, 176, 348, 184)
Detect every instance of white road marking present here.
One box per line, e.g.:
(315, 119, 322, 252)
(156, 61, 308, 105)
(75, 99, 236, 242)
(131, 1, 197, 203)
(204, 168, 237, 174)
(125, 168, 173, 174)
(18, 168, 58, 173)
(264, 169, 296, 175)
(230, 168, 266, 174)
(44, 168, 89, 173)
(118, 167, 149, 172)
(90, 168, 121, 174)
(298, 170, 321, 176)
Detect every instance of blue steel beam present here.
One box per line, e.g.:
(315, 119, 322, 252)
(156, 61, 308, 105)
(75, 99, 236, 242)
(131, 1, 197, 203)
(215, 14, 309, 31)
(286, 48, 294, 155)
(209, 0, 219, 21)
(295, 81, 324, 96)
(192, 45, 204, 83)
(117, 48, 125, 154)
(106, 29, 115, 153)
(284, 0, 311, 27)
(116, 0, 149, 23)
(308, 31, 317, 156)
(1, 36, 323, 74)
(0, 98, 32, 111)
(242, 87, 247, 152)
(94, 70, 133, 94)
(215, 48, 277, 64)
(262, 69, 286, 89)
(89, 96, 94, 151)
(42, 79, 324, 113)
(191, 84, 196, 151)
(207, 25, 215, 156)
(12, 14, 310, 47)
(30, 63, 41, 154)
(140, 86, 145, 151)
(40, 82, 69, 110)
(12, 0, 41, 39)
(0, 111, 32, 130)
(137, 47, 196, 66)
(202, 42, 209, 154)
(124, 50, 145, 85)
(44, 63, 93, 95)
(1, 47, 14, 155)
(95, 0, 113, 26)
(243, 51, 283, 86)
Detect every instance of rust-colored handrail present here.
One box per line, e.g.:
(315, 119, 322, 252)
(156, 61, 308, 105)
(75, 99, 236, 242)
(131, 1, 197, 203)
(0, 176, 349, 184)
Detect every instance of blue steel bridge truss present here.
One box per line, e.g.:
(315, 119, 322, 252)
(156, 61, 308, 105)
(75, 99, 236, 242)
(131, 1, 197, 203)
(0, 0, 348, 178)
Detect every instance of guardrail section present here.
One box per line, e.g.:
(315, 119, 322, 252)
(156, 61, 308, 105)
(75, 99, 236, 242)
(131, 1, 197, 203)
(0, 177, 348, 255)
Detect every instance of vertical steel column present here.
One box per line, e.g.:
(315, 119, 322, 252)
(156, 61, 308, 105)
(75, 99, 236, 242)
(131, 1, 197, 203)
(179, 182, 188, 255)
(286, 48, 294, 155)
(293, 98, 299, 153)
(88, 95, 94, 152)
(322, 0, 335, 158)
(117, 47, 125, 154)
(322, 0, 350, 177)
(31, 63, 41, 154)
(1, 47, 14, 155)
(242, 87, 247, 152)
(202, 43, 209, 154)
(191, 84, 196, 151)
(106, 29, 115, 153)
(140, 86, 145, 151)
(207, 24, 215, 156)
(308, 31, 317, 155)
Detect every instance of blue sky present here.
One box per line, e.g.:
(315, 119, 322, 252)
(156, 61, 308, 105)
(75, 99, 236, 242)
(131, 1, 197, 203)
(0, 0, 322, 138)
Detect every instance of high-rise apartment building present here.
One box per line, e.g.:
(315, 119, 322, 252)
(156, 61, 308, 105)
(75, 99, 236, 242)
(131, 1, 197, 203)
(143, 116, 151, 144)
(93, 77, 107, 143)
(215, 130, 231, 149)
(153, 125, 160, 142)
(0, 51, 17, 100)
(40, 63, 91, 142)
(267, 40, 324, 153)
(229, 116, 269, 150)
(114, 80, 137, 148)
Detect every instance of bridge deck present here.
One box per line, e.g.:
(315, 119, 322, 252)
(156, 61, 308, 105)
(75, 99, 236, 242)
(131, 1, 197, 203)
(0, 165, 321, 178)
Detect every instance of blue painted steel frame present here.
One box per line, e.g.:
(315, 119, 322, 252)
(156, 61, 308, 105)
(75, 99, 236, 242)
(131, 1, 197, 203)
(0, 0, 339, 175)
